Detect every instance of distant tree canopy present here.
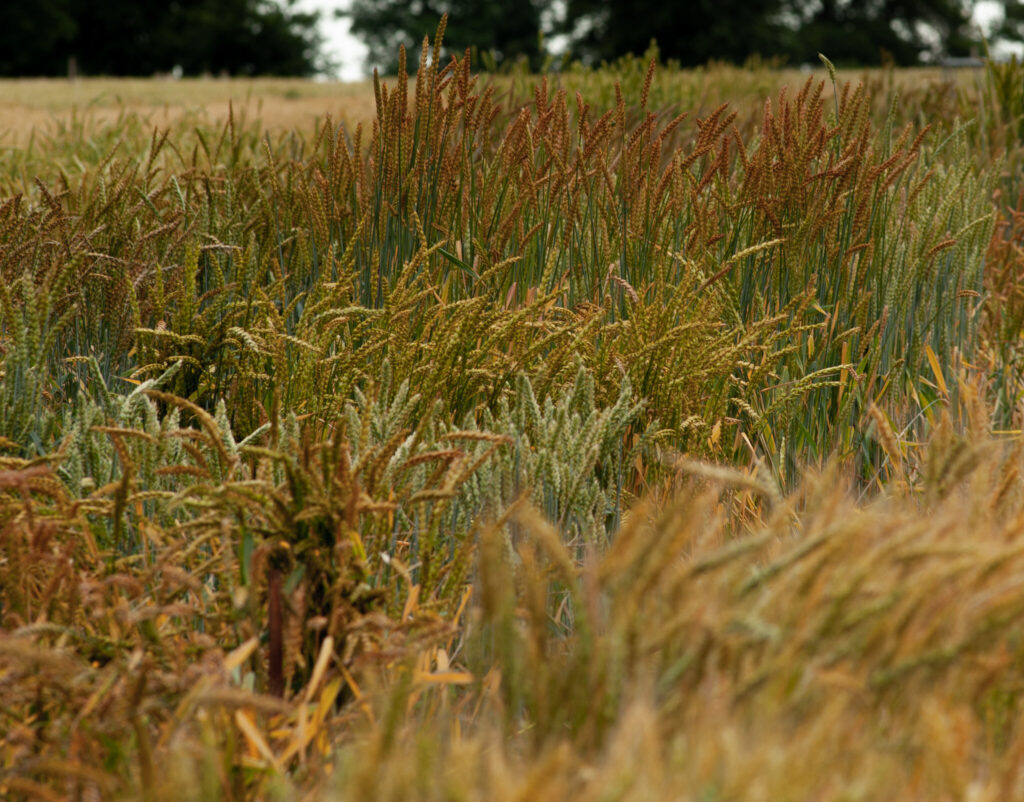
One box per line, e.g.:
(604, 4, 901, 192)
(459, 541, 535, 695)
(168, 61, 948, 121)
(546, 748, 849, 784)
(346, 0, 546, 74)
(995, 0, 1024, 44)
(781, 0, 978, 66)
(0, 0, 324, 77)
(347, 0, 1011, 73)
(561, 0, 979, 66)
(564, 0, 792, 68)
(4, 0, 1019, 79)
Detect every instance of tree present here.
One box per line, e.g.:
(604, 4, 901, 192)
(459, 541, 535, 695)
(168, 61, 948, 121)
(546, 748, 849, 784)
(344, 0, 545, 74)
(992, 0, 1024, 47)
(563, 0, 979, 67)
(160, 0, 327, 76)
(784, 0, 977, 65)
(564, 0, 791, 67)
(0, 0, 76, 76)
(0, 0, 326, 77)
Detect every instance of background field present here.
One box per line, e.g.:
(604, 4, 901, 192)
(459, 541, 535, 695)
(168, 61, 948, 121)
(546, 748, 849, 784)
(0, 78, 378, 146)
(0, 65, 984, 143)
(4, 52, 1024, 801)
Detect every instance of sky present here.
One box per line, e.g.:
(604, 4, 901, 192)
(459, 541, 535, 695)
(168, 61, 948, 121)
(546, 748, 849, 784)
(297, 0, 1014, 82)
(293, 0, 367, 81)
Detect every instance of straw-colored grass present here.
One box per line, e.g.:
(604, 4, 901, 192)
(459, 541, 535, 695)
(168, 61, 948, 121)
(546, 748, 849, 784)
(0, 63, 984, 156)
(0, 78, 379, 146)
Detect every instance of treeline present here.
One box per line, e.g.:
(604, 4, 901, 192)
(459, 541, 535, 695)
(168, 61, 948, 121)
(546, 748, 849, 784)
(351, 0, 1019, 73)
(3, 0, 1022, 77)
(0, 0, 323, 77)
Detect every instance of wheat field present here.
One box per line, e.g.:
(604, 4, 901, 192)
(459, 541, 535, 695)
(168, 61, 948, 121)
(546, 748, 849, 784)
(2, 29, 1024, 800)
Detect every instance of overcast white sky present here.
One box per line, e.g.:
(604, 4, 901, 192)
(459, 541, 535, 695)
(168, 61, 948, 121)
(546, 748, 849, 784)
(297, 0, 1014, 82)
(292, 0, 366, 81)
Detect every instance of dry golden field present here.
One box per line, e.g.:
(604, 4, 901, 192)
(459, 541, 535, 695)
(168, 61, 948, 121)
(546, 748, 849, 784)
(0, 77, 379, 145)
(0, 66, 983, 145)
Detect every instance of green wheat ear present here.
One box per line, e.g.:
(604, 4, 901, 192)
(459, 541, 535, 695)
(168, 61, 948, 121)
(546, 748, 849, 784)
(818, 53, 837, 84)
